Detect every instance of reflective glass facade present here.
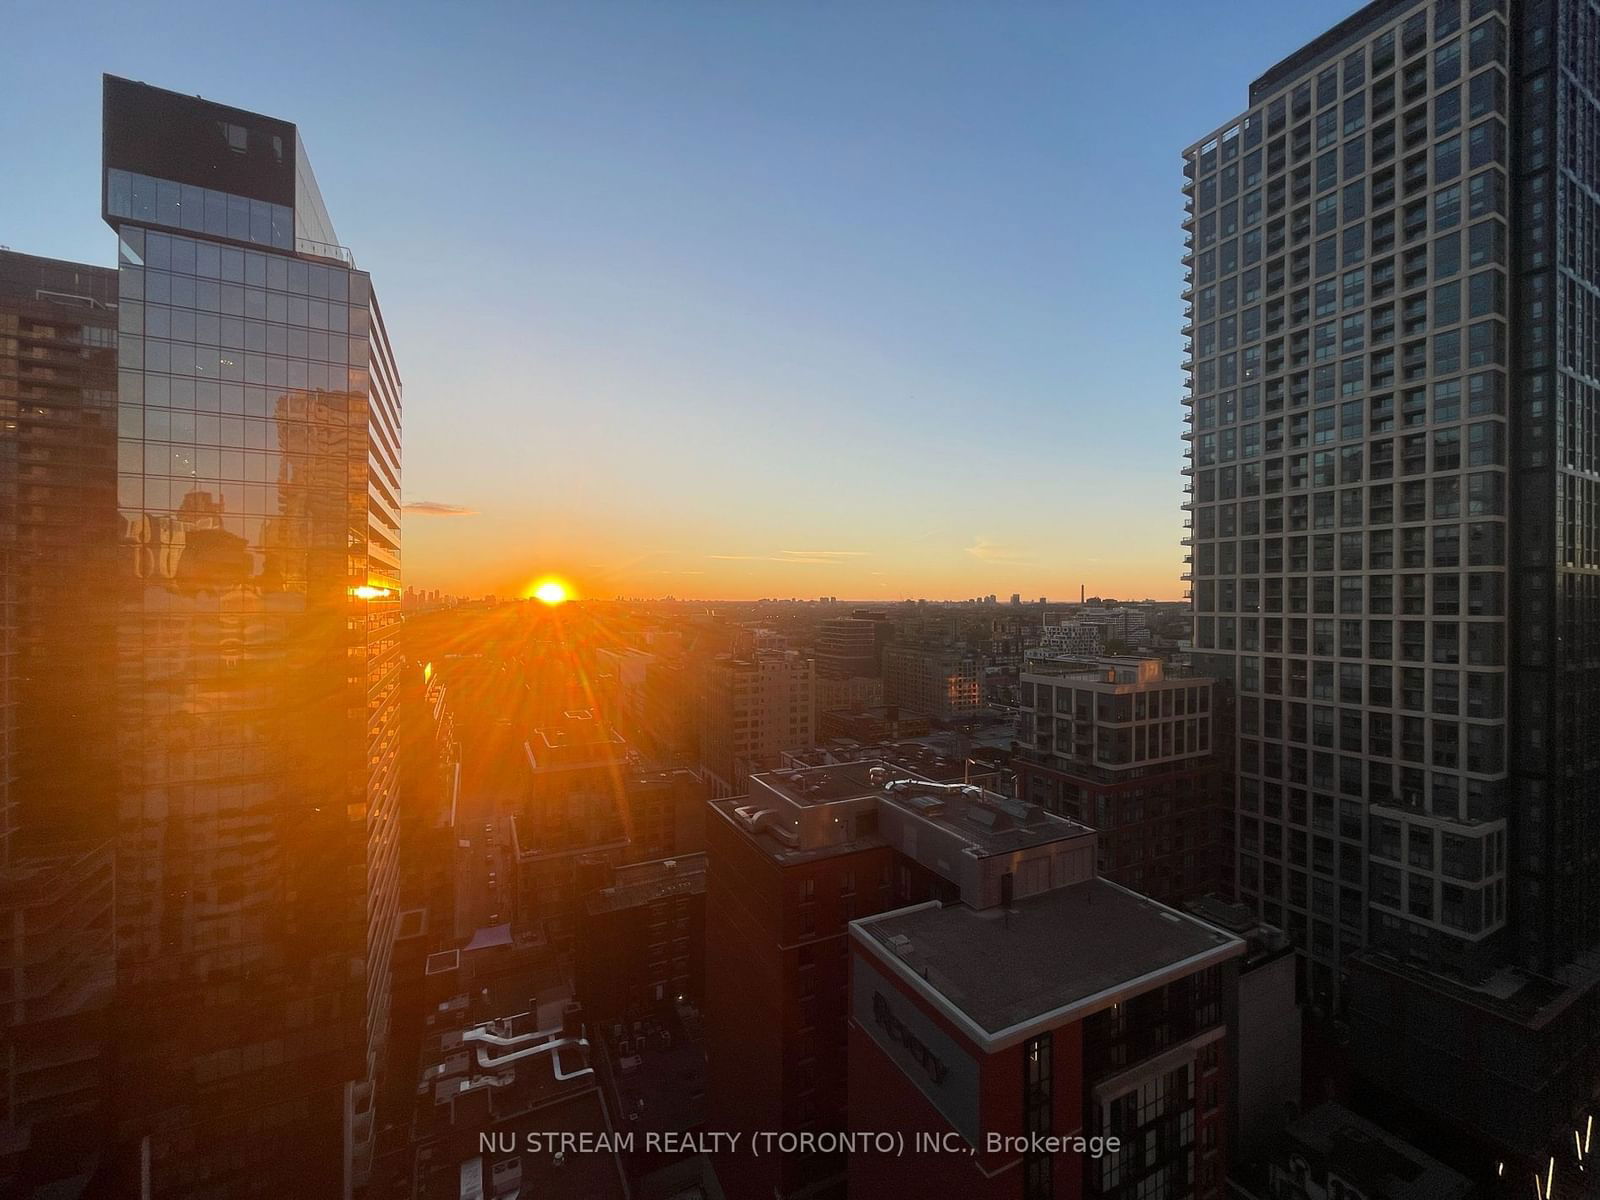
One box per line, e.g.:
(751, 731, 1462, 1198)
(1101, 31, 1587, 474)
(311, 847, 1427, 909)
(106, 168, 294, 251)
(103, 76, 401, 1198)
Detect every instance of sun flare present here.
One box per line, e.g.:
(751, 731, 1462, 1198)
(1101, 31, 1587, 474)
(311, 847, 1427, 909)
(530, 578, 571, 606)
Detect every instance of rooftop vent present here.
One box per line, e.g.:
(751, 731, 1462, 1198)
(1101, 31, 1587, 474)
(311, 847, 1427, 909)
(901, 794, 946, 817)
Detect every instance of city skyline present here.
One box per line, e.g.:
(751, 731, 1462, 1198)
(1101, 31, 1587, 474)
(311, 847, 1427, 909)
(4, 2, 1599, 1195)
(7, 0, 1371, 601)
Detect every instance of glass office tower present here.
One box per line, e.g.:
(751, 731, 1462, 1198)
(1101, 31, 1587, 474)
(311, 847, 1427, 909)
(102, 76, 402, 1197)
(1182, 0, 1600, 1170)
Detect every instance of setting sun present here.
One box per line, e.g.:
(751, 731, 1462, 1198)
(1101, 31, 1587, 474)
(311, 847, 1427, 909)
(530, 579, 571, 606)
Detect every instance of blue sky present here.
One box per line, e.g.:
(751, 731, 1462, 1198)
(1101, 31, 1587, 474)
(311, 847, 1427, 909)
(2, 0, 1357, 600)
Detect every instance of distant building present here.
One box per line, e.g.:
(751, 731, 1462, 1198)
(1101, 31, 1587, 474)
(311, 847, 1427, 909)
(512, 712, 631, 949)
(1037, 621, 1106, 658)
(1016, 657, 1228, 905)
(624, 767, 708, 862)
(883, 644, 980, 722)
(511, 713, 701, 941)
(595, 644, 657, 742)
(811, 671, 885, 726)
(1040, 606, 1152, 657)
(698, 650, 815, 796)
(638, 656, 701, 767)
(814, 612, 892, 679)
(817, 705, 933, 742)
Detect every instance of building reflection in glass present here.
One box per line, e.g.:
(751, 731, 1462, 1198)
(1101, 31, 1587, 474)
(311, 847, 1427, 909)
(110, 214, 401, 1194)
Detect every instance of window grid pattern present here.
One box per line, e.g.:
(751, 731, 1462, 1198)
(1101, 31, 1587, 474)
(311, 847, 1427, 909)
(1181, 0, 1515, 990)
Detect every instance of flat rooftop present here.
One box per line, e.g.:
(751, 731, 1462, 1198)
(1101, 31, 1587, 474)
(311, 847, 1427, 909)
(585, 854, 707, 916)
(1350, 946, 1599, 1029)
(1285, 1104, 1471, 1200)
(731, 760, 1090, 865)
(709, 796, 887, 865)
(856, 878, 1241, 1043)
(529, 709, 627, 758)
(879, 784, 1091, 858)
(758, 758, 890, 805)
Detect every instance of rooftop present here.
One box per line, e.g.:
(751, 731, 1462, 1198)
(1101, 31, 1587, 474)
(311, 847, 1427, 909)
(585, 854, 707, 916)
(782, 739, 980, 783)
(760, 759, 893, 806)
(855, 878, 1242, 1045)
(1250, 0, 1411, 104)
(1022, 656, 1207, 687)
(1351, 946, 1600, 1030)
(1283, 1104, 1472, 1200)
(597, 1003, 707, 1144)
(529, 709, 627, 765)
(878, 783, 1090, 858)
(708, 796, 886, 866)
(720, 759, 1089, 867)
(1183, 895, 1293, 966)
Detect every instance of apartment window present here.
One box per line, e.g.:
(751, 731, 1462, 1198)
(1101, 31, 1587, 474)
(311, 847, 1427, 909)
(1023, 1034, 1053, 1200)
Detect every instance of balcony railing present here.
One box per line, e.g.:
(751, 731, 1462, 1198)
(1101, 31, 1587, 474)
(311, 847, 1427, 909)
(296, 237, 355, 267)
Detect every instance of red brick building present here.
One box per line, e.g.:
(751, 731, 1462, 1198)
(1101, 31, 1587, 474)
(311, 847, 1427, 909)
(705, 760, 1098, 1199)
(849, 880, 1244, 1199)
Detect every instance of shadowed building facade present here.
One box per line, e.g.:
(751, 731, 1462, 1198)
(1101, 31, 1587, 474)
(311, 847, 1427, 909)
(102, 75, 403, 1197)
(0, 251, 120, 1198)
(1182, 0, 1600, 1176)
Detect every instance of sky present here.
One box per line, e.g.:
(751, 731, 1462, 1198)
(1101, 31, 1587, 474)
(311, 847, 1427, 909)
(3, 0, 1357, 602)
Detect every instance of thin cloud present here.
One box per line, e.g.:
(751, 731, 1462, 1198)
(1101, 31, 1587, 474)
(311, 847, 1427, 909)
(709, 550, 870, 565)
(403, 500, 477, 517)
(965, 537, 1034, 565)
